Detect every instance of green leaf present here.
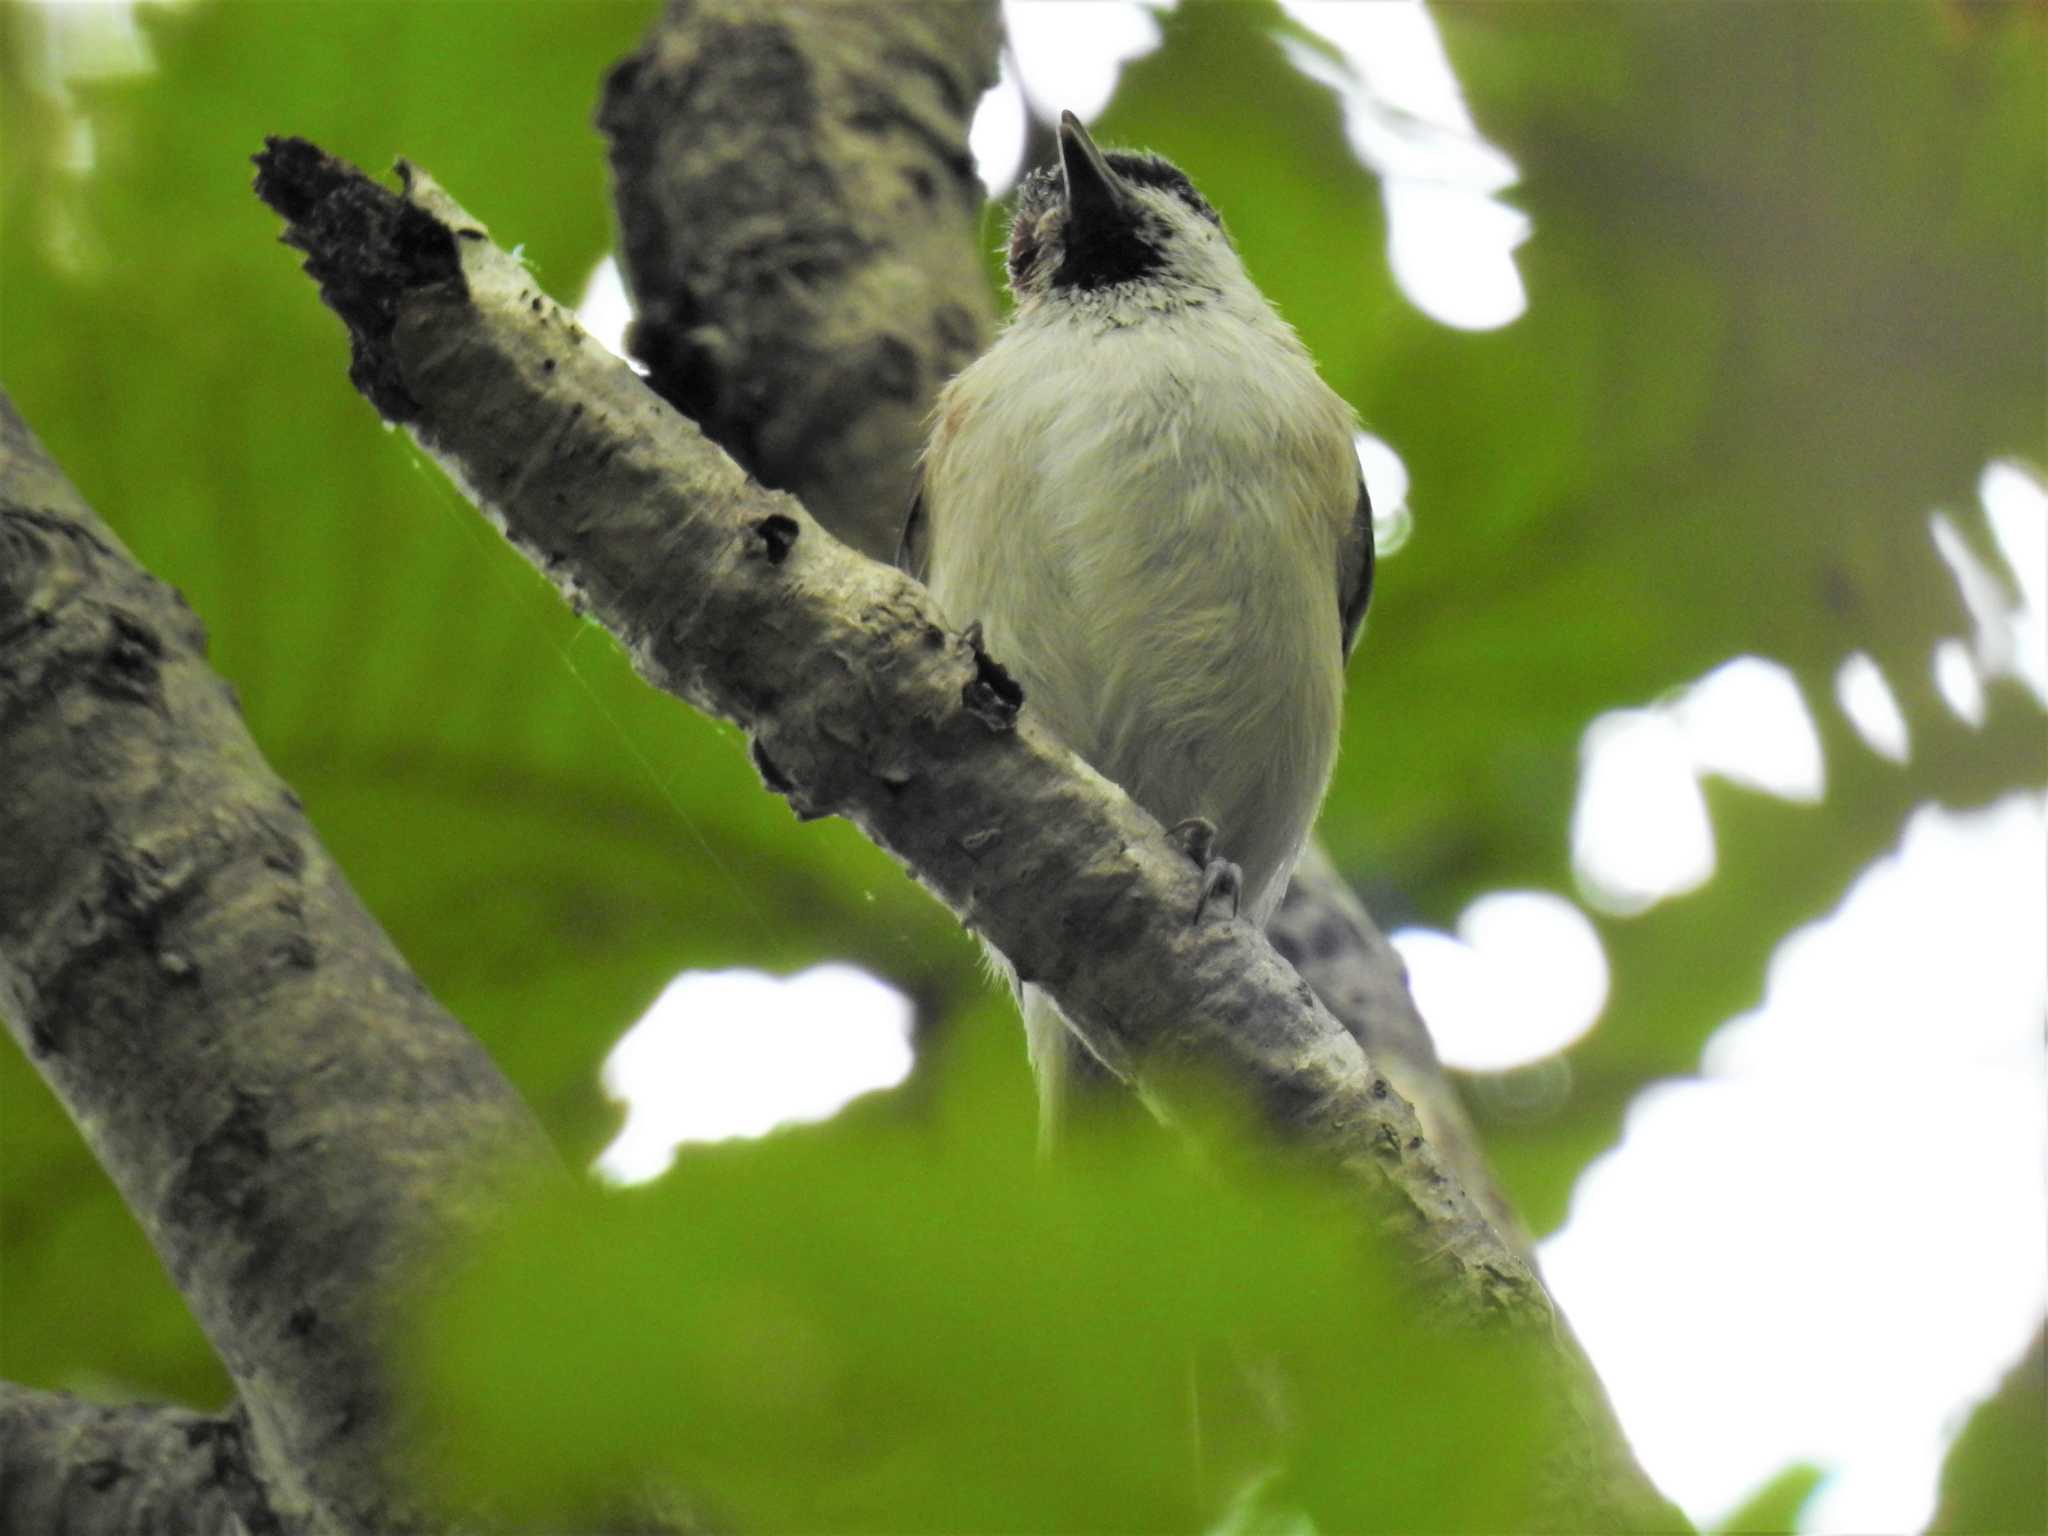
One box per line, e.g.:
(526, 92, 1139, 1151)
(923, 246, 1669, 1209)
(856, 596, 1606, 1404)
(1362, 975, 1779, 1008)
(1711, 1463, 1825, 1536)
(1929, 1325, 2047, 1536)
(405, 1020, 1554, 1532)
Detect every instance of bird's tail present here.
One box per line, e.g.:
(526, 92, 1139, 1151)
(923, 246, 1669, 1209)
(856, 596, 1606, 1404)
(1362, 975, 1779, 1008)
(1020, 981, 1137, 1154)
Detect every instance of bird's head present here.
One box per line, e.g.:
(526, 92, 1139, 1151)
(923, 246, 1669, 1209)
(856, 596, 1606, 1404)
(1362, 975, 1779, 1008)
(1006, 111, 1242, 314)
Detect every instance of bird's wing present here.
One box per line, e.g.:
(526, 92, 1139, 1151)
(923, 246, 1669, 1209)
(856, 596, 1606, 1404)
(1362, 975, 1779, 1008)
(897, 472, 930, 583)
(1339, 473, 1375, 659)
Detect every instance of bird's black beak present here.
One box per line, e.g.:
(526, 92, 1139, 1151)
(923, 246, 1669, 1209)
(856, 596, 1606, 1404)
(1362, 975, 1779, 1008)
(1057, 111, 1129, 236)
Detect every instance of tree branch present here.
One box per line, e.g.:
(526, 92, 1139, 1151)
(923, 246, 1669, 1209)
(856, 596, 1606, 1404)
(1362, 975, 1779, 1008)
(0, 393, 557, 1534)
(598, 0, 1001, 560)
(0, 1383, 250, 1536)
(250, 139, 1681, 1530)
(249, 131, 1496, 1294)
(1270, 845, 1531, 1255)
(600, 0, 1508, 1238)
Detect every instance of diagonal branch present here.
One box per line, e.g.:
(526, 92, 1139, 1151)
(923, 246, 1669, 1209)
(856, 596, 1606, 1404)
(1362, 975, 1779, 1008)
(1270, 844, 1531, 1254)
(601, 0, 1510, 1265)
(249, 139, 1681, 1529)
(0, 1383, 248, 1536)
(0, 392, 556, 1534)
(250, 133, 1503, 1299)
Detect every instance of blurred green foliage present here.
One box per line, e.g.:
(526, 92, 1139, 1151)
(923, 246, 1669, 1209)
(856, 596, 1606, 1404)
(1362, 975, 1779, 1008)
(1711, 1463, 1824, 1535)
(1100, 1, 2046, 1237)
(1927, 1324, 2046, 1535)
(402, 1021, 1552, 1532)
(0, 0, 2042, 1522)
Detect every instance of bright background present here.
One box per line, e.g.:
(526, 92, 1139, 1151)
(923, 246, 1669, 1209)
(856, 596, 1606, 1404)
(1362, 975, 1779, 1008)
(4, 2, 2042, 1531)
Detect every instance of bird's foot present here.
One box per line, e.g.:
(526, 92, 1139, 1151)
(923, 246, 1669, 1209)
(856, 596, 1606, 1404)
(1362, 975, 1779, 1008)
(1169, 816, 1217, 865)
(1195, 858, 1243, 924)
(1168, 817, 1241, 924)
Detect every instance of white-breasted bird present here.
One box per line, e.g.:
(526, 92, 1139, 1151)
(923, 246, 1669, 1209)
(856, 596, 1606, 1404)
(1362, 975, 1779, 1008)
(902, 111, 1372, 1144)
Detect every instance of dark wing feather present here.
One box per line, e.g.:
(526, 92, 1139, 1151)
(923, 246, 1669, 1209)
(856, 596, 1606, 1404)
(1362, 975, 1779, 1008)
(897, 474, 930, 583)
(1339, 474, 1375, 659)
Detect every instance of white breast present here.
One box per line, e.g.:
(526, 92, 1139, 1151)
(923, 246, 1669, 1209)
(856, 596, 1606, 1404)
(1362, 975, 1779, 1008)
(922, 295, 1356, 924)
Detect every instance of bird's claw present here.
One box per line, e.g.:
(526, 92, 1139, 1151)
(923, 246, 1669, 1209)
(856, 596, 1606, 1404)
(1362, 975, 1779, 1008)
(1168, 817, 1240, 924)
(1194, 856, 1243, 924)
(1168, 816, 1217, 866)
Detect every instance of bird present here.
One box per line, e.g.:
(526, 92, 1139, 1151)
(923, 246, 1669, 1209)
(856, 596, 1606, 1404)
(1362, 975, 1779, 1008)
(901, 111, 1373, 1146)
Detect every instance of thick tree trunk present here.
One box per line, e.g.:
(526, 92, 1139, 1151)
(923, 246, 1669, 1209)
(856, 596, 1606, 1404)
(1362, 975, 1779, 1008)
(599, 0, 1001, 561)
(0, 395, 555, 1533)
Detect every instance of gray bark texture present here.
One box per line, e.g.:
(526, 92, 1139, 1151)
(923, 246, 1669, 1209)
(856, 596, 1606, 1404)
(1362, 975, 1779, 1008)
(598, 0, 1001, 562)
(247, 135, 1682, 1532)
(1269, 844, 1531, 1254)
(0, 394, 556, 1532)
(0, 1384, 248, 1536)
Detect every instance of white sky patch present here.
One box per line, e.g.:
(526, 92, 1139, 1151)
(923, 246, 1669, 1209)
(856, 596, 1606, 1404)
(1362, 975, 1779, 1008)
(1388, 929, 1494, 1064)
(1834, 652, 1912, 764)
(1354, 431, 1412, 557)
(969, 50, 1030, 196)
(1673, 655, 1826, 803)
(1932, 637, 1986, 728)
(1573, 655, 1832, 917)
(1278, 0, 1528, 330)
(19, 0, 186, 271)
(1572, 708, 1716, 915)
(1983, 462, 2048, 616)
(1542, 792, 2048, 1534)
(1926, 465, 2048, 717)
(1003, 0, 1166, 129)
(1707, 794, 2048, 1079)
(1931, 512, 2019, 686)
(1979, 460, 2048, 707)
(572, 254, 640, 370)
(28, 0, 157, 100)
(595, 964, 915, 1185)
(1380, 182, 1531, 332)
(1394, 891, 1609, 1072)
